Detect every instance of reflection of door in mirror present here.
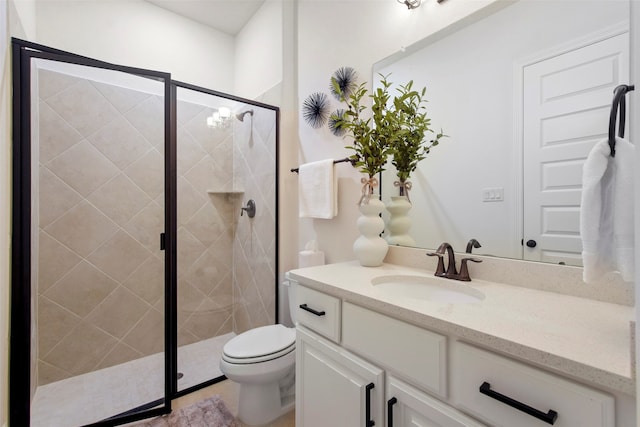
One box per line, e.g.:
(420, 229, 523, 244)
(377, 0, 630, 264)
(522, 33, 629, 267)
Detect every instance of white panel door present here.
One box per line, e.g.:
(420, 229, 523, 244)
(296, 326, 384, 427)
(387, 375, 486, 427)
(523, 32, 629, 265)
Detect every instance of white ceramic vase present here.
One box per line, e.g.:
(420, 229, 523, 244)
(353, 198, 389, 267)
(385, 196, 416, 247)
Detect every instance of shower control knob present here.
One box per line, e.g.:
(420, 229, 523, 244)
(526, 239, 537, 248)
(240, 199, 256, 218)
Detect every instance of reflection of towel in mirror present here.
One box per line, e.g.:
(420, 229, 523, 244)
(580, 137, 634, 283)
(298, 159, 338, 219)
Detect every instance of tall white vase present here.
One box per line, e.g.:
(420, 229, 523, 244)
(353, 198, 389, 267)
(385, 196, 416, 247)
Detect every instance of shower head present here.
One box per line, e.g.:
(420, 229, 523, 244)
(236, 109, 254, 122)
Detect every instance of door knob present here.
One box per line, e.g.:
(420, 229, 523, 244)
(526, 239, 537, 248)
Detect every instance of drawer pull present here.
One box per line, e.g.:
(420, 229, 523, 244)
(387, 397, 398, 427)
(365, 382, 375, 427)
(479, 382, 558, 425)
(299, 303, 326, 317)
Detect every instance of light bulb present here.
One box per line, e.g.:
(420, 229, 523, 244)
(218, 107, 231, 119)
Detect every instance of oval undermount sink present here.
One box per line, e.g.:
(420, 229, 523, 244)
(370, 274, 485, 304)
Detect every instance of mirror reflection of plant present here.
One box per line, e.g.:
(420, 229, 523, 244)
(391, 80, 445, 187)
(330, 74, 395, 182)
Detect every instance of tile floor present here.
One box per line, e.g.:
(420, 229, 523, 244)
(31, 333, 235, 427)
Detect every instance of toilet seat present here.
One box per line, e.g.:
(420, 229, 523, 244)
(223, 324, 296, 365)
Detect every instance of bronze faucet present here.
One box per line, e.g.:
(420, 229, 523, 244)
(427, 242, 482, 281)
(427, 242, 457, 277)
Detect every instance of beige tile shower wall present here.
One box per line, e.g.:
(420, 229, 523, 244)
(175, 99, 234, 347)
(36, 69, 166, 385)
(232, 107, 277, 334)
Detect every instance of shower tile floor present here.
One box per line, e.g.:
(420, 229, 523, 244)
(31, 333, 235, 427)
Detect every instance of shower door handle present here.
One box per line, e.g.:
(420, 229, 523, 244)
(160, 233, 166, 250)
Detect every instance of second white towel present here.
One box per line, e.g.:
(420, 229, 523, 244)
(298, 159, 338, 219)
(580, 136, 634, 283)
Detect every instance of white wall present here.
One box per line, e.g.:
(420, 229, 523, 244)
(235, 0, 283, 99)
(35, 0, 234, 91)
(296, 0, 498, 263)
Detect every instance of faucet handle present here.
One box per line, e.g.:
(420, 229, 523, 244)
(466, 238, 482, 253)
(458, 257, 482, 281)
(426, 252, 446, 276)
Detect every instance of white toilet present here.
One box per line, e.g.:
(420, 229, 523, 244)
(219, 277, 297, 425)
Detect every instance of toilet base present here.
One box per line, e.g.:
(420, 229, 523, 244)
(237, 381, 295, 425)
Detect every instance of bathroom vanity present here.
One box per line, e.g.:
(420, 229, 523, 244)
(288, 256, 635, 426)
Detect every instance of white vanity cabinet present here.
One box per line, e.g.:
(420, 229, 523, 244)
(290, 262, 637, 427)
(295, 284, 485, 427)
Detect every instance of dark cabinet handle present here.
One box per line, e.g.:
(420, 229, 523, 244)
(365, 383, 375, 427)
(526, 239, 537, 248)
(387, 397, 398, 427)
(299, 304, 325, 317)
(479, 382, 558, 425)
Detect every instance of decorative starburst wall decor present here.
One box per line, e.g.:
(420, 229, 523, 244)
(330, 67, 358, 101)
(302, 92, 330, 128)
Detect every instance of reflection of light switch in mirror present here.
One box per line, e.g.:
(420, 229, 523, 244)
(482, 187, 504, 202)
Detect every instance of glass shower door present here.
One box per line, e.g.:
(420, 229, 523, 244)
(173, 83, 279, 394)
(11, 42, 174, 427)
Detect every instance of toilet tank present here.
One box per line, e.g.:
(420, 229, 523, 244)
(283, 273, 297, 325)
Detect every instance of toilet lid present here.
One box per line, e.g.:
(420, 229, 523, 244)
(223, 324, 295, 360)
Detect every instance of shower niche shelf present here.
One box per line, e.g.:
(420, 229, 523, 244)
(207, 189, 245, 202)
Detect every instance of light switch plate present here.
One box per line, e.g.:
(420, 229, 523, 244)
(482, 187, 504, 202)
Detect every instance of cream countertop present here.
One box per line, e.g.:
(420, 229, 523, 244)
(288, 261, 635, 395)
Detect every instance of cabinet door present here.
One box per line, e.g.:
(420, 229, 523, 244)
(387, 376, 486, 427)
(296, 326, 384, 427)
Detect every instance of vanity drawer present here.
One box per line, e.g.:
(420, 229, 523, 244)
(295, 285, 341, 343)
(342, 302, 447, 397)
(451, 342, 615, 427)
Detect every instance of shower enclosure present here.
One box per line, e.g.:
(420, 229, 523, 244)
(10, 40, 279, 427)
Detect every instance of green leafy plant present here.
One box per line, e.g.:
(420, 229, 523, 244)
(390, 80, 445, 184)
(330, 74, 396, 179)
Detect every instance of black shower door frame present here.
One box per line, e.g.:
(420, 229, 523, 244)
(10, 38, 177, 427)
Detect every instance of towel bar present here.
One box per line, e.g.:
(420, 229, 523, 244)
(608, 84, 635, 157)
(291, 157, 355, 173)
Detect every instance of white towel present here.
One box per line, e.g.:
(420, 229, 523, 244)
(298, 159, 338, 219)
(580, 137, 634, 283)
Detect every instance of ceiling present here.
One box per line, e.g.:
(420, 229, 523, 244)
(145, 0, 265, 36)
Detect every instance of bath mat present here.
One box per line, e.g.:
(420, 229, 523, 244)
(132, 395, 240, 427)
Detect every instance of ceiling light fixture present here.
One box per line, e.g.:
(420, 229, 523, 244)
(398, 0, 421, 9)
(207, 107, 232, 128)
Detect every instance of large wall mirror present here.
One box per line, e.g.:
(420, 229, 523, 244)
(377, 0, 630, 266)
